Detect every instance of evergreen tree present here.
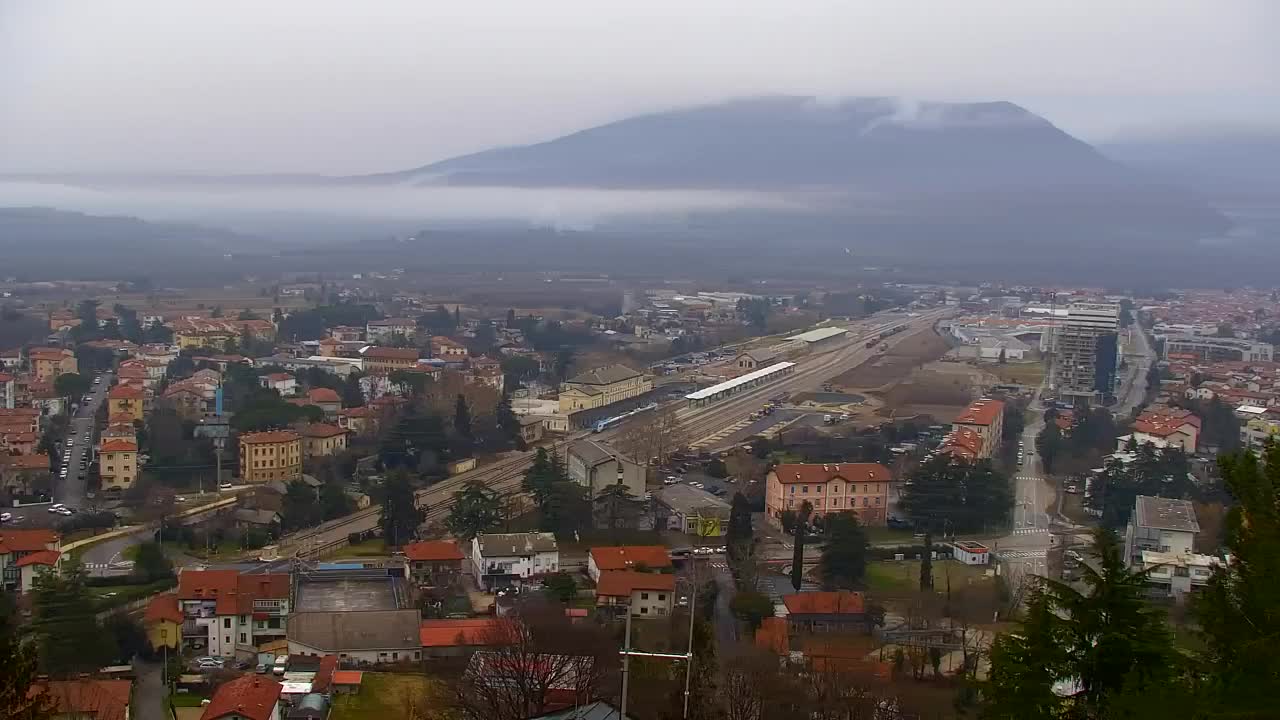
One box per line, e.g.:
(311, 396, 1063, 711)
(320, 481, 354, 520)
(819, 512, 868, 590)
(131, 541, 173, 583)
(496, 393, 520, 443)
(281, 481, 322, 531)
(341, 372, 365, 407)
(379, 470, 425, 546)
(791, 501, 812, 592)
(506, 308, 516, 327)
(30, 561, 115, 676)
(0, 593, 54, 718)
(982, 586, 1070, 720)
(726, 492, 755, 580)
(593, 484, 642, 536)
(454, 393, 473, 439)
(446, 481, 503, 541)
(920, 532, 934, 591)
(522, 447, 555, 507)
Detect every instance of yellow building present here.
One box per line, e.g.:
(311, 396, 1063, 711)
(98, 439, 139, 490)
(239, 430, 303, 483)
(559, 364, 652, 413)
(300, 423, 349, 458)
(175, 329, 237, 350)
(28, 348, 78, 383)
(143, 593, 182, 652)
(107, 384, 146, 422)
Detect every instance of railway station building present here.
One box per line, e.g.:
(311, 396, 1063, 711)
(684, 361, 796, 408)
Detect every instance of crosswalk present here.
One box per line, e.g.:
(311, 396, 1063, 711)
(999, 549, 1048, 560)
(710, 562, 729, 571)
(1011, 527, 1049, 536)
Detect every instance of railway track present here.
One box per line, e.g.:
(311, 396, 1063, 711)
(277, 309, 947, 556)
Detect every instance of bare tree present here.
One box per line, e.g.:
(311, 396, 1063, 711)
(613, 403, 687, 466)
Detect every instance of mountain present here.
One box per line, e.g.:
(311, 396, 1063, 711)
(1100, 131, 1280, 197)
(366, 96, 1151, 191)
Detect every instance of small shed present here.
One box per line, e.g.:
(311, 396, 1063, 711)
(952, 540, 990, 566)
(331, 670, 364, 694)
(448, 457, 477, 475)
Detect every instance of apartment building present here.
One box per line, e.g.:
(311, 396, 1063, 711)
(430, 336, 469, 359)
(365, 317, 418, 342)
(1053, 302, 1120, 404)
(1119, 406, 1201, 453)
(471, 532, 559, 591)
(587, 545, 672, 582)
(566, 439, 647, 500)
(0, 372, 14, 409)
(359, 346, 420, 374)
(594, 570, 676, 617)
(299, 423, 349, 458)
(1162, 335, 1273, 363)
(239, 430, 303, 483)
(99, 438, 139, 491)
(950, 398, 1005, 458)
(0, 529, 60, 593)
(28, 347, 77, 383)
(1240, 417, 1280, 449)
(108, 384, 146, 422)
(765, 463, 893, 526)
(1123, 495, 1199, 567)
(177, 570, 291, 659)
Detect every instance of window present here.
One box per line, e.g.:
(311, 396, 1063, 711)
(225, 636, 231, 645)
(393, 652, 399, 660)
(802, 485, 809, 493)
(641, 592, 649, 600)
(874, 497, 881, 506)
(790, 486, 795, 495)
(658, 608, 667, 616)
(239, 633, 246, 643)
(160, 629, 168, 641)
(658, 594, 666, 601)
(223, 618, 231, 629)
(831, 498, 839, 507)
(640, 607, 649, 615)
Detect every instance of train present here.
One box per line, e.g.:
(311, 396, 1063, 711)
(864, 322, 908, 347)
(593, 402, 659, 433)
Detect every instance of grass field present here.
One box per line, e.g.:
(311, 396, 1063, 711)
(864, 527, 914, 544)
(990, 361, 1047, 387)
(327, 539, 388, 559)
(865, 559, 993, 596)
(332, 673, 444, 720)
(168, 694, 208, 707)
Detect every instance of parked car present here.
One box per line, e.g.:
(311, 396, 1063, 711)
(0, 512, 11, 522)
(219, 483, 234, 491)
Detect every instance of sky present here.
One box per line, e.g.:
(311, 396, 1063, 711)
(2, 0, 1277, 175)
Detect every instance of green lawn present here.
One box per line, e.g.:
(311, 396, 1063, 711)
(864, 527, 914, 544)
(168, 694, 208, 707)
(181, 538, 247, 559)
(89, 578, 177, 611)
(865, 559, 992, 596)
(331, 673, 444, 720)
(327, 539, 388, 559)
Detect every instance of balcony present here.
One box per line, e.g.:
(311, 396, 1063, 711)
(182, 620, 208, 637)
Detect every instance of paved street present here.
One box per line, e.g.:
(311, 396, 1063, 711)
(56, 370, 112, 509)
(1114, 324, 1156, 419)
(131, 658, 166, 720)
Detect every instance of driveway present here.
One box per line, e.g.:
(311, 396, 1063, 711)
(131, 658, 167, 720)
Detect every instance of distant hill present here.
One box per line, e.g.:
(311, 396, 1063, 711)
(364, 96, 1158, 191)
(1100, 131, 1280, 197)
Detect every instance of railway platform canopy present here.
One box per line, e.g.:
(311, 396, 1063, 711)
(685, 361, 796, 408)
(786, 327, 849, 344)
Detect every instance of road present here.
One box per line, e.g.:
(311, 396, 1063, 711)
(995, 383, 1055, 593)
(273, 307, 951, 561)
(56, 370, 112, 509)
(1114, 324, 1156, 419)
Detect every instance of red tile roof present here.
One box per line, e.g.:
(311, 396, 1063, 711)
(34, 679, 132, 720)
(953, 399, 1004, 427)
(339, 406, 374, 418)
(330, 670, 364, 686)
(311, 654, 338, 693)
(755, 616, 789, 655)
(144, 593, 184, 625)
(782, 591, 865, 615)
(0, 453, 51, 471)
(1133, 406, 1202, 437)
(108, 385, 144, 400)
(307, 387, 341, 403)
(402, 540, 464, 562)
(362, 346, 420, 361)
(99, 440, 138, 453)
(177, 569, 239, 606)
(239, 430, 301, 445)
(589, 545, 672, 572)
(299, 423, 347, 439)
(594, 570, 676, 598)
(15, 549, 60, 567)
(200, 675, 282, 720)
(0, 529, 58, 554)
(419, 618, 500, 647)
(770, 463, 892, 485)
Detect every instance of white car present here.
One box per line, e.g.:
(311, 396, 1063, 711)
(47, 506, 62, 514)
(219, 483, 234, 491)
(0, 512, 11, 522)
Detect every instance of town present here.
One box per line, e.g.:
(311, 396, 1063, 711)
(0, 275, 1276, 720)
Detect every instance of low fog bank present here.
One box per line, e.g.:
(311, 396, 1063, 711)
(0, 180, 808, 240)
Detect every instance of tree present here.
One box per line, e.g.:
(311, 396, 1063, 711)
(729, 590, 773, 631)
(540, 572, 578, 605)
(1036, 420, 1062, 475)
(446, 481, 503, 541)
(341, 372, 365, 407)
(281, 481, 322, 531)
(900, 456, 1012, 534)
(791, 501, 812, 592)
(0, 592, 54, 718)
(319, 481, 354, 521)
(130, 541, 173, 583)
(818, 512, 867, 590)
(593, 484, 642, 535)
(919, 532, 934, 592)
(379, 470, 425, 546)
(103, 612, 149, 664)
(726, 492, 755, 584)
(53, 372, 90, 400)
(1193, 446, 1280, 717)
(705, 457, 728, 478)
(29, 561, 114, 676)
(454, 393, 473, 439)
(553, 349, 574, 382)
(982, 586, 1070, 720)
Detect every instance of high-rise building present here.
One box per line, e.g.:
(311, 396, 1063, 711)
(1052, 302, 1120, 404)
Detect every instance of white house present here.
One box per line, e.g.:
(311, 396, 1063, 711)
(177, 570, 291, 659)
(259, 372, 298, 395)
(366, 318, 418, 342)
(1123, 495, 1199, 568)
(1136, 550, 1219, 602)
(471, 532, 559, 591)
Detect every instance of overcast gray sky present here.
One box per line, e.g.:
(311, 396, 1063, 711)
(2, 0, 1277, 174)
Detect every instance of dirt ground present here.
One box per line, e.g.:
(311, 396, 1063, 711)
(830, 329, 953, 390)
(829, 329, 984, 422)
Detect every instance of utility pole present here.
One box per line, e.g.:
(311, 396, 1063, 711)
(617, 566, 698, 719)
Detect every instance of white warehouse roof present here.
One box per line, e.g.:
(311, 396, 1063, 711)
(685, 362, 796, 400)
(786, 327, 849, 343)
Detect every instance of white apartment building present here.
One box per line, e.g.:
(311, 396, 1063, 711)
(471, 532, 559, 591)
(1123, 495, 1199, 568)
(1136, 550, 1219, 602)
(178, 570, 291, 659)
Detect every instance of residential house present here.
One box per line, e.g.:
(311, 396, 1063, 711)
(1, 430, 36, 456)
(566, 439, 647, 500)
(0, 348, 22, 369)
(199, 675, 283, 720)
(430, 336, 469, 360)
(1119, 406, 1201, 453)
(28, 383, 68, 418)
(517, 415, 545, 444)
(98, 439, 139, 491)
(1135, 549, 1220, 602)
(28, 347, 77, 383)
(15, 549, 61, 592)
(950, 398, 1005, 458)
(587, 545, 671, 582)
(107, 384, 146, 423)
(0, 371, 14, 409)
(1240, 417, 1280, 449)
(177, 570, 291, 659)
(463, 357, 504, 392)
(287, 609, 423, 665)
(260, 373, 298, 395)
(144, 593, 184, 652)
(471, 532, 560, 591)
(329, 326, 364, 343)
(0, 528, 59, 592)
(366, 318, 418, 342)
(401, 540, 465, 586)
(239, 431, 303, 484)
(558, 365, 652, 413)
(337, 406, 375, 435)
(301, 387, 341, 419)
(937, 427, 985, 462)
(781, 591, 874, 635)
(35, 679, 132, 720)
(0, 453, 51, 499)
(299, 423, 348, 458)
(359, 346, 419, 374)
(765, 463, 893, 527)
(594, 570, 676, 617)
(419, 618, 500, 658)
(1123, 495, 1200, 568)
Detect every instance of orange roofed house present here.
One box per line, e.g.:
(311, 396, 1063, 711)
(177, 569, 291, 659)
(1119, 406, 1201, 453)
(299, 423, 348, 458)
(765, 463, 893, 526)
(595, 570, 676, 617)
(359, 346, 419, 374)
(98, 438, 139, 491)
(401, 540, 465, 586)
(107, 384, 146, 423)
(239, 430, 302, 484)
(0, 528, 60, 593)
(28, 347, 77, 383)
(587, 545, 672, 582)
(199, 675, 282, 720)
(781, 591, 875, 635)
(33, 679, 132, 720)
(950, 398, 1004, 458)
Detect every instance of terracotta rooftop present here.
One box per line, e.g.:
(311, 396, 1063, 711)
(589, 545, 672, 572)
(144, 593, 184, 625)
(307, 387, 341, 403)
(199, 675, 282, 720)
(0, 529, 58, 554)
(419, 618, 499, 648)
(99, 440, 138, 453)
(781, 591, 866, 615)
(107, 385, 144, 400)
(15, 549, 60, 567)
(402, 540, 465, 562)
(595, 570, 676, 597)
(299, 423, 347, 439)
(34, 679, 132, 720)
(239, 430, 301, 445)
(770, 463, 892, 485)
(953, 398, 1004, 427)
